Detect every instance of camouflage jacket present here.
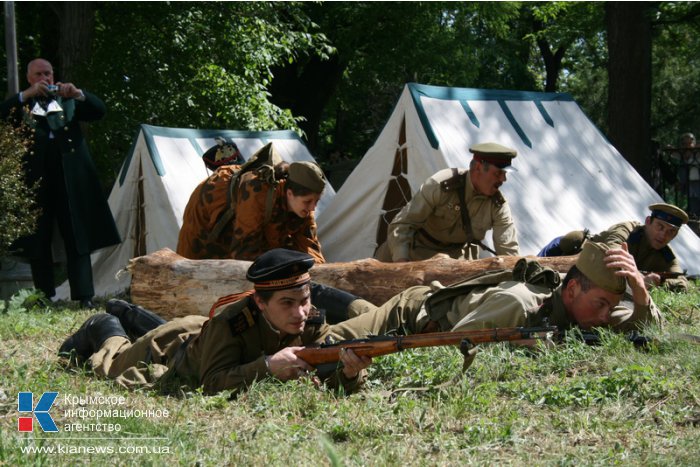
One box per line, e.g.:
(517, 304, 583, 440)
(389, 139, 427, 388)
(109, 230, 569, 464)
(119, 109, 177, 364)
(176, 165, 325, 262)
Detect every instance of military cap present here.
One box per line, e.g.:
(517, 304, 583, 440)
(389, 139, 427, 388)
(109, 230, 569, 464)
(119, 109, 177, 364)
(288, 161, 327, 193)
(246, 249, 315, 291)
(469, 142, 518, 171)
(559, 229, 590, 255)
(576, 242, 626, 294)
(202, 140, 244, 171)
(648, 203, 688, 227)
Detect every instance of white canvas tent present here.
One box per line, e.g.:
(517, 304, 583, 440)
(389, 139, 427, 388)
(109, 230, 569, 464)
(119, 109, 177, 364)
(318, 83, 699, 274)
(56, 124, 334, 299)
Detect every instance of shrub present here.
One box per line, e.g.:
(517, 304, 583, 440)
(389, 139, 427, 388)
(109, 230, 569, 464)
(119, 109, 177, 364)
(0, 120, 37, 257)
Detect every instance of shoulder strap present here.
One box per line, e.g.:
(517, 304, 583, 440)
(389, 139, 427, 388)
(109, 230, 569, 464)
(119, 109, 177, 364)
(227, 306, 259, 336)
(209, 289, 255, 318)
(452, 169, 497, 256)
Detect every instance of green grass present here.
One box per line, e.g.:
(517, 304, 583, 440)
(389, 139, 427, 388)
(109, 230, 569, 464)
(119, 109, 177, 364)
(1, 284, 699, 466)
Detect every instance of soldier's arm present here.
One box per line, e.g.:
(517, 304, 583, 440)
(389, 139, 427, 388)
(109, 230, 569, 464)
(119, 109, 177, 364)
(608, 299, 663, 332)
(589, 221, 636, 247)
(386, 178, 441, 261)
(176, 171, 236, 259)
(661, 258, 689, 292)
(197, 318, 269, 395)
(606, 244, 663, 331)
(289, 214, 326, 263)
(491, 201, 519, 256)
(311, 326, 367, 393)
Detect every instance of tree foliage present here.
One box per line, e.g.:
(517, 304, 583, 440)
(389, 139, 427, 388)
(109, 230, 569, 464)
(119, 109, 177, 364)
(0, 121, 36, 257)
(2, 1, 699, 189)
(82, 2, 332, 178)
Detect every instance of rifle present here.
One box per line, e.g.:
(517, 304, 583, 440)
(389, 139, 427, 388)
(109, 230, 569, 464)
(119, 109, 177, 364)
(569, 329, 700, 348)
(296, 325, 558, 376)
(639, 270, 687, 280)
(573, 330, 655, 348)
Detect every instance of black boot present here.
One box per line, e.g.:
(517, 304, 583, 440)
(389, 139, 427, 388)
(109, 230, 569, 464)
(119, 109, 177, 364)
(310, 282, 361, 324)
(106, 299, 167, 340)
(58, 313, 128, 361)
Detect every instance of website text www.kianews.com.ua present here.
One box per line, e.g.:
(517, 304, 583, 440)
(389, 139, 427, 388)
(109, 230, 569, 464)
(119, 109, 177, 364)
(20, 443, 171, 455)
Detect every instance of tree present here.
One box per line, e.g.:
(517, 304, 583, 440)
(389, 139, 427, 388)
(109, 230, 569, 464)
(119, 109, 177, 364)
(271, 2, 541, 160)
(50, 2, 97, 82)
(82, 2, 331, 181)
(0, 121, 36, 257)
(650, 2, 700, 146)
(606, 2, 654, 182)
(3, 2, 331, 186)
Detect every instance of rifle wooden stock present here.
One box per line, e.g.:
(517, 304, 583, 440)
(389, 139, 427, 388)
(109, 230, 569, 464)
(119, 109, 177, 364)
(296, 325, 558, 368)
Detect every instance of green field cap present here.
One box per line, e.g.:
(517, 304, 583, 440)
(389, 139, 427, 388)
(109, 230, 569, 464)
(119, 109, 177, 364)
(576, 241, 626, 294)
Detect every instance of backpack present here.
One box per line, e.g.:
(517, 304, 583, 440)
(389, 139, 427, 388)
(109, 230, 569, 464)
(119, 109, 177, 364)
(208, 142, 283, 242)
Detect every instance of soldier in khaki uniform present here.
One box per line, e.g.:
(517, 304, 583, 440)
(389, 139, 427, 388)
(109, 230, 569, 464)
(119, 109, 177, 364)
(539, 204, 690, 291)
(176, 143, 326, 263)
(59, 249, 372, 395)
(331, 242, 661, 352)
(375, 142, 519, 262)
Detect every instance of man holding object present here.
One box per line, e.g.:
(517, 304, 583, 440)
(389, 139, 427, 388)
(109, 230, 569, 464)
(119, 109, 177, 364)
(0, 58, 120, 308)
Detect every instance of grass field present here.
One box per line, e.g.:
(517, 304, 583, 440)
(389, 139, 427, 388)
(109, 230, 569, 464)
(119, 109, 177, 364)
(1, 285, 699, 466)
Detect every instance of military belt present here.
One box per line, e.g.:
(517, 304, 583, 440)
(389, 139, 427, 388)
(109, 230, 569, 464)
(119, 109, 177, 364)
(417, 228, 466, 249)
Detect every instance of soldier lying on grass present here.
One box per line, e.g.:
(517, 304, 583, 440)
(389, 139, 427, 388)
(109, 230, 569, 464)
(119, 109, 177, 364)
(60, 242, 660, 395)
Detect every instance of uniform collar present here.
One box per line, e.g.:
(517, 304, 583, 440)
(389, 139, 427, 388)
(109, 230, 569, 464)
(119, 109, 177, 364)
(548, 287, 577, 330)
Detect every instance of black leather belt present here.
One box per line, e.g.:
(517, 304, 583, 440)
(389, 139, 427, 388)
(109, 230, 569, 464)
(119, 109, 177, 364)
(418, 228, 465, 249)
(417, 228, 497, 255)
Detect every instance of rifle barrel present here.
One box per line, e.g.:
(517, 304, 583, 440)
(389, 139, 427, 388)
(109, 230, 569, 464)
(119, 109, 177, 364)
(296, 326, 557, 368)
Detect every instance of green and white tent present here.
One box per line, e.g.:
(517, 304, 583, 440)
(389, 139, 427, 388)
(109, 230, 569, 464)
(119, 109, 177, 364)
(56, 124, 333, 299)
(318, 83, 699, 274)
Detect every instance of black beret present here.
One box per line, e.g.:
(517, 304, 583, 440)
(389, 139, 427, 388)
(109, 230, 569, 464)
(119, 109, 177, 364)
(247, 249, 315, 291)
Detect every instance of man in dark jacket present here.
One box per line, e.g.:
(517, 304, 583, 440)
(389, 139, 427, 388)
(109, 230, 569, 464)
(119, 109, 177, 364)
(0, 58, 120, 307)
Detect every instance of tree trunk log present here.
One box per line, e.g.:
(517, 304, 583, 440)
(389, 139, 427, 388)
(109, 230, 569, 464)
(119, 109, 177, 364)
(129, 248, 577, 321)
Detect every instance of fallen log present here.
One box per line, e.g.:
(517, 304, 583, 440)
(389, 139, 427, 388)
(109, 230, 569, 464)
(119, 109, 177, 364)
(129, 248, 578, 321)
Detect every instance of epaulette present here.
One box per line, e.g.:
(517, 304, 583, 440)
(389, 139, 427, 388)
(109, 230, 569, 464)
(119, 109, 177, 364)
(306, 306, 326, 325)
(439, 169, 466, 193)
(492, 190, 506, 206)
(227, 306, 259, 336)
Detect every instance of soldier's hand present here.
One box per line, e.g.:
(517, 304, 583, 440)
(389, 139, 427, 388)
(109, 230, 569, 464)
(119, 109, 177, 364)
(643, 272, 661, 288)
(604, 242, 650, 306)
(266, 346, 314, 381)
(339, 348, 372, 379)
